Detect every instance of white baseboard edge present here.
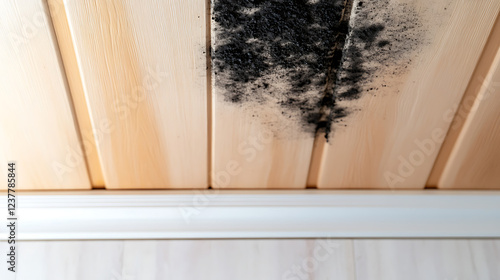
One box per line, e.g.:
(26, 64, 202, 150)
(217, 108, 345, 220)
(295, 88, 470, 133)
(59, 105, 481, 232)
(1, 190, 499, 240)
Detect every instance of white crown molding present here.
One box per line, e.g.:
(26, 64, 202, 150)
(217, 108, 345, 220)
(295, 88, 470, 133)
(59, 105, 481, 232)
(1, 190, 499, 240)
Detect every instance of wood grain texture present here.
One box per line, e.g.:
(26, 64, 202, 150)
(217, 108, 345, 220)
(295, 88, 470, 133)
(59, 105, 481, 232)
(62, 0, 208, 189)
(316, 0, 500, 189)
(427, 15, 500, 188)
(435, 37, 500, 189)
(0, 0, 90, 190)
(211, 105, 314, 188)
(47, 0, 104, 187)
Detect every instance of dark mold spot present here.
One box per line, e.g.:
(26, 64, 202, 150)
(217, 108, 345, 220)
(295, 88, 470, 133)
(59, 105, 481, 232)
(378, 40, 390, 48)
(212, 0, 354, 136)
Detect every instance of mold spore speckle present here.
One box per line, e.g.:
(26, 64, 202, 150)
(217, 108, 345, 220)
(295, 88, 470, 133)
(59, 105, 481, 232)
(327, 0, 432, 135)
(212, 0, 352, 137)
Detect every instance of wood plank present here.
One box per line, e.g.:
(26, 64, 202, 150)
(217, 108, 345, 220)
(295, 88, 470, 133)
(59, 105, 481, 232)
(211, 0, 353, 188)
(316, 0, 500, 189)
(62, 0, 208, 189)
(436, 37, 500, 189)
(0, 0, 91, 190)
(354, 239, 500, 280)
(427, 14, 500, 188)
(47, 0, 105, 187)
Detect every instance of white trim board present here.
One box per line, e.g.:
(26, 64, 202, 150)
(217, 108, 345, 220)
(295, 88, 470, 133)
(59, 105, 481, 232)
(1, 190, 499, 240)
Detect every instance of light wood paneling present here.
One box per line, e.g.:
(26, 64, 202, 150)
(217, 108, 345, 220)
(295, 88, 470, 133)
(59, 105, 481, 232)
(0, 0, 90, 190)
(47, 0, 104, 187)
(62, 0, 208, 189)
(427, 15, 500, 189)
(434, 36, 500, 189)
(316, 0, 500, 189)
(210, 0, 353, 188)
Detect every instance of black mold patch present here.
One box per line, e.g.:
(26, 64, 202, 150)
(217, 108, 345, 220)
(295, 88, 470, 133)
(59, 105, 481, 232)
(212, 0, 353, 136)
(212, 0, 429, 139)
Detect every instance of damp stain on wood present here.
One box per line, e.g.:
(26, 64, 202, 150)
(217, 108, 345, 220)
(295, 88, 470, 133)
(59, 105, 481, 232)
(211, 0, 427, 139)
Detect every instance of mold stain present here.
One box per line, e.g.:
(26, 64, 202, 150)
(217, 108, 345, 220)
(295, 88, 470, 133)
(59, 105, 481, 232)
(328, 0, 430, 137)
(212, 0, 430, 139)
(212, 0, 353, 137)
